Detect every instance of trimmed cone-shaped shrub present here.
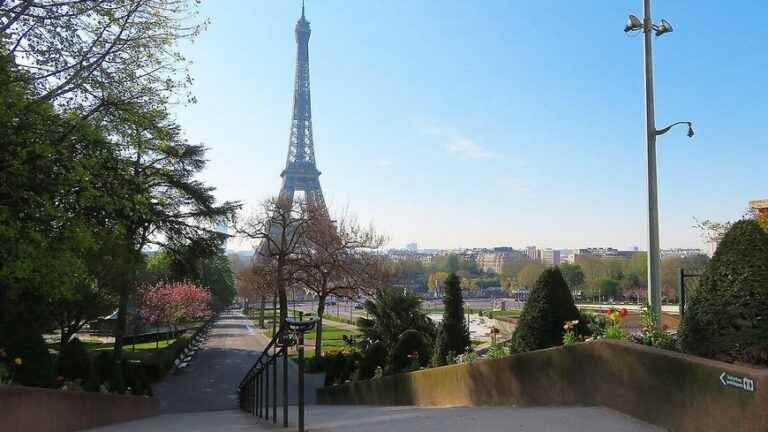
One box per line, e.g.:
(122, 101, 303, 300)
(434, 273, 471, 365)
(680, 219, 768, 365)
(57, 338, 91, 382)
(0, 318, 55, 387)
(511, 267, 583, 352)
(390, 329, 430, 372)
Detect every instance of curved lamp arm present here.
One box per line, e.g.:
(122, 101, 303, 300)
(656, 121, 694, 137)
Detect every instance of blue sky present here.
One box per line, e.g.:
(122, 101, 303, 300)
(175, 1, 767, 251)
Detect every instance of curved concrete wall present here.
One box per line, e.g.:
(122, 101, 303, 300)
(0, 386, 159, 432)
(317, 340, 768, 432)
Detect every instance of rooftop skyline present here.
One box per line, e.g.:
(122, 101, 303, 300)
(174, 1, 766, 251)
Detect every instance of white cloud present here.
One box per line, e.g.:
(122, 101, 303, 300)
(445, 136, 493, 160)
(419, 121, 494, 160)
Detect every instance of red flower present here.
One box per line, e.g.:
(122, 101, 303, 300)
(662, 324, 669, 331)
(619, 308, 629, 317)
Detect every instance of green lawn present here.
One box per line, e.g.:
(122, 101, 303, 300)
(248, 309, 361, 361)
(49, 337, 179, 363)
(486, 309, 522, 319)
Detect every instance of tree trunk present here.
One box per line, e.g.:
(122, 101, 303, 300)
(276, 258, 288, 330)
(315, 294, 327, 360)
(113, 278, 129, 360)
(0, 280, 7, 325)
(272, 293, 277, 337)
(259, 295, 266, 329)
(59, 324, 68, 354)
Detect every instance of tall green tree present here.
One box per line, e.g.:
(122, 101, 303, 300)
(445, 254, 460, 273)
(109, 107, 239, 358)
(0, 56, 132, 330)
(434, 273, 470, 365)
(1, 0, 206, 124)
(517, 261, 547, 290)
(558, 263, 585, 291)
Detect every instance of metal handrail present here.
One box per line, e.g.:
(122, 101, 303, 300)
(238, 325, 283, 389)
(238, 316, 317, 432)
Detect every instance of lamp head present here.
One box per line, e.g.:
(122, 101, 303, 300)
(655, 19, 673, 37)
(687, 123, 695, 138)
(624, 15, 643, 32)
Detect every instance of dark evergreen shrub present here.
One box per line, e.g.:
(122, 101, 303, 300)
(122, 360, 152, 395)
(511, 267, 583, 352)
(357, 341, 386, 380)
(390, 329, 430, 372)
(323, 352, 360, 386)
(0, 318, 55, 387)
(57, 338, 91, 382)
(93, 351, 112, 385)
(108, 359, 126, 393)
(433, 273, 470, 365)
(680, 220, 768, 365)
(92, 351, 125, 392)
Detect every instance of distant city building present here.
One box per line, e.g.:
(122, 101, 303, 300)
(405, 242, 418, 252)
(477, 249, 525, 274)
(750, 199, 768, 217)
(572, 247, 641, 263)
(458, 250, 480, 264)
(525, 246, 542, 262)
(387, 249, 433, 265)
(559, 249, 576, 264)
(542, 248, 561, 266)
(660, 248, 706, 259)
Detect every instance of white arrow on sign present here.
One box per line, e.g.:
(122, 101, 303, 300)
(720, 371, 756, 392)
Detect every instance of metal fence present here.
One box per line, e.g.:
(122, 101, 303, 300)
(238, 317, 318, 432)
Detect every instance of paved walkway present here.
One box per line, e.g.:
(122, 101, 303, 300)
(153, 309, 324, 413)
(88, 405, 661, 432)
(89, 310, 661, 432)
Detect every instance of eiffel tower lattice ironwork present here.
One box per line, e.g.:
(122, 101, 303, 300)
(279, 3, 326, 211)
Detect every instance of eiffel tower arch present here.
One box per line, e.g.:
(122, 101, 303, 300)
(279, 3, 326, 211)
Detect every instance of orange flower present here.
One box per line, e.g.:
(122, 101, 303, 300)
(620, 308, 629, 317)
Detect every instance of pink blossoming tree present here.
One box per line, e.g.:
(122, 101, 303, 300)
(136, 281, 212, 348)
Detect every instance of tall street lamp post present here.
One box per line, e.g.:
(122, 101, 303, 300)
(625, 0, 694, 327)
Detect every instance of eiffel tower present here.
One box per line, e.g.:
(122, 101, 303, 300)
(278, 2, 326, 211)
